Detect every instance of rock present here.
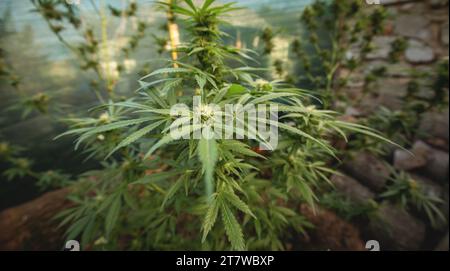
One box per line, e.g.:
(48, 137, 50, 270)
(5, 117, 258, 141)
(394, 15, 431, 41)
(366, 36, 396, 60)
(426, 138, 449, 152)
(343, 152, 390, 192)
(405, 39, 435, 64)
(364, 60, 389, 75)
(424, 147, 449, 182)
(399, 141, 449, 182)
(441, 22, 449, 46)
(394, 140, 432, 170)
(412, 140, 434, 156)
(416, 86, 437, 100)
(364, 61, 434, 78)
(344, 107, 362, 117)
(386, 62, 412, 77)
(435, 232, 449, 251)
(411, 174, 445, 200)
(393, 148, 427, 171)
(419, 110, 449, 142)
(430, 0, 449, 8)
(397, 2, 415, 11)
(367, 202, 426, 250)
(330, 173, 375, 203)
(362, 78, 409, 111)
(0, 188, 73, 250)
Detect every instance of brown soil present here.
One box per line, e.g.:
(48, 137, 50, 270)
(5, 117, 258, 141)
(298, 204, 366, 251)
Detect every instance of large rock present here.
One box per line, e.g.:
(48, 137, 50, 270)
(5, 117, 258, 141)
(405, 39, 435, 64)
(396, 141, 449, 182)
(394, 140, 433, 171)
(394, 14, 431, 41)
(419, 110, 449, 143)
(430, 0, 449, 9)
(344, 107, 362, 117)
(424, 147, 449, 183)
(393, 148, 427, 171)
(360, 78, 409, 111)
(343, 152, 390, 192)
(330, 173, 375, 203)
(367, 202, 426, 250)
(0, 188, 72, 250)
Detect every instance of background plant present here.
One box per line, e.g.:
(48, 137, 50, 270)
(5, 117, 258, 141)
(380, 169, 446, 228)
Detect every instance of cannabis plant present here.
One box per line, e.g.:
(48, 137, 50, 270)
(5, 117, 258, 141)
(320, 191, 378, 221)
(380, 169, 446, 228)
(290, 0, 389, 107)
(32, 0, 148, 96)
(58, 0, 393, 251)
(348, 59, 449, 154)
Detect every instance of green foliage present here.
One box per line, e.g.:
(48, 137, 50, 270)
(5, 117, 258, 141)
(3, 158, 33, 180)
(389, 37, 408, 63)
(380, 169, 446, 228)
(52, 0, 393, 251)
(292, 0, 448, 161)
(0, 0, 443, 252)
(292, 0, 388, 105)
(348, 59, 449, 154)
(6, 92, 51, 118)
(261, 27, 275, 55)
(0, 49, 21, 88)
(32, 0, 148, 94)
(36, 170, 72, 191)
(320, 192, 378, 221)
(0, 139, 72, 190)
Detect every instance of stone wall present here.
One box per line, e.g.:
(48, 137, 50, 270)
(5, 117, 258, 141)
(335, 0, 449, 250)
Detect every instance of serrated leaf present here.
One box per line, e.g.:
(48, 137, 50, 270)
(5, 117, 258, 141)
(139, 81, 168, 108)
(221, 201, 245, 251)
(105, 195, 121, 237)
(140, 67, 190, 80)
(81, 215, 96, 247)
(223, 189, 255, 218)
(144, 124, 202, 159)
(161, 177, 184, 209)
(221, 140, 265, 159)
(276, 121, 336, 158)
(107, 119, 166, 158)
(66, 215, 90, 241)
(195, 75, 206, 89)
(201, 194, 220, 242)
(189, 47, 205, 56)
(132, 169, 184, 184)
(76, 117, 160, 147)
(246, 92, 298, 108)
